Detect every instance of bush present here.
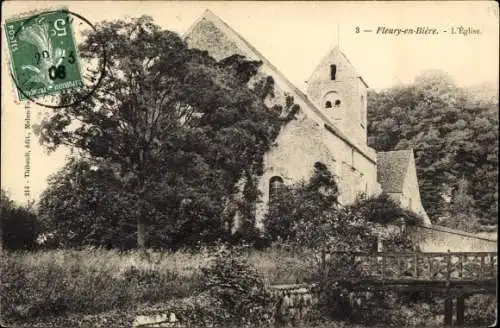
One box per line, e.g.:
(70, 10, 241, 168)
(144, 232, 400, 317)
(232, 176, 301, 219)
(200, 246, 275, 327)
(264, 162, 339, 246)
(351, 193, 425, 226)
(465, 294, 497, 326)
(1, 190, 40, 251)
(264, 166, 421, 252)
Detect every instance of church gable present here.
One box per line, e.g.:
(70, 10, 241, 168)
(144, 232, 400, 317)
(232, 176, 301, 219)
(185, 17, 243, 61)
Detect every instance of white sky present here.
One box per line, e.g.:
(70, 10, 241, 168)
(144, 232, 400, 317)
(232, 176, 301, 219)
(1, 1, 499, 204)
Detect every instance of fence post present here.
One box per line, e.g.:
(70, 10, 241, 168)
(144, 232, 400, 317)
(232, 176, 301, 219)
(414, 252, 418, 278)
(429, 256, 433, 280)
(444, 297, 453, 327)
(381, 253, 386, 280)
(480, 255, 485, 279)
(491, 254, 496, 278)
(459, 254, 463, 279)
(447, 249, 451, 281)
(456, 295, 465, 326)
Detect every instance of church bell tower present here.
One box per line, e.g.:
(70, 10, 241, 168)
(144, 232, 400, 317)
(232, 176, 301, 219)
(306, 47, 368, 145)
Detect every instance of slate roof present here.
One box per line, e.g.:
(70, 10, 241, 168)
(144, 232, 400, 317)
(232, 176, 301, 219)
(377, 150, 412, 193)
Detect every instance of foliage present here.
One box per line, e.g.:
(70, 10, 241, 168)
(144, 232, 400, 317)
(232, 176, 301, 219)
(464, 294, 497, 326)
(0, 246, 310, 323)
(351, 193, 425, 226)
(2, 248, 495, 327)
(264, 162, 340, 247)
(200, 246, 275, 327)
(436, 178, 482, 232)
(0, 248, 204, 322)
(264, 164, 418, 251)
(36, 16, 286, 249)
(1, 190, 39, 251)
(38, 159, 137, 249)
(368, 70, 498, 228)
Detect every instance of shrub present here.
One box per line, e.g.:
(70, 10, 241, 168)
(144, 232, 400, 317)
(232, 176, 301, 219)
(465, 294, 497, 326)
(264, 165, 421, 252)
(350, 193, 425, 226)
(200, 246, 275, 327)
(1, 190, 40, 251)
(264, 162, 339, 246)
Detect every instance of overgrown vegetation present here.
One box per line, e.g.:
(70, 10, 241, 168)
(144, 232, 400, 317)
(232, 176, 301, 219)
(34, 16, 293, 250)
(1, 190, 39, 251)
(2, 248, 495, 327)
(264, 162, 421, 251)
(32, 16, 306, 251)
(368, 70, 498, 229)
(0, 247, 308, 323)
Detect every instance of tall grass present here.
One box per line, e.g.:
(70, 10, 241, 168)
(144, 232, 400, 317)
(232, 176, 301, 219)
(1, 247, 312, 323)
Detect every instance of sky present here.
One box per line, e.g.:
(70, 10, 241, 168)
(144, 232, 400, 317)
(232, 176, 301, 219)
(1, 1, 499, 204)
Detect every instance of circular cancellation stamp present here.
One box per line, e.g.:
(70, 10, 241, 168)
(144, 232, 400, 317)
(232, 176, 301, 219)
(3, 7, 106, 108)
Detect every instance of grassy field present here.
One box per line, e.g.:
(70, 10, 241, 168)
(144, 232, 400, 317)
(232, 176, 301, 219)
(1, 247, 315, 323)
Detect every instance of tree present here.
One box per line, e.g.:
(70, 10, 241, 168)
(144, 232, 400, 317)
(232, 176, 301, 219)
(368, 70, 498, 228)
(36, 16, 283, 249)
(1, 190, 39, 251)
(38, 159, 137, 249)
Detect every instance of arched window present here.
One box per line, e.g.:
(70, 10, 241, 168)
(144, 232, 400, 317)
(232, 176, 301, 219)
(269, 176, 284, 199)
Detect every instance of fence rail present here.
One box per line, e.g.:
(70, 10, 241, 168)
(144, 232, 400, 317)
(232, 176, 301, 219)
(321, 251, 497, 282)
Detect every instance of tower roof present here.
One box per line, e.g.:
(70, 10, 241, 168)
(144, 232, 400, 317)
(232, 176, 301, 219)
(309, 46, 369, 88)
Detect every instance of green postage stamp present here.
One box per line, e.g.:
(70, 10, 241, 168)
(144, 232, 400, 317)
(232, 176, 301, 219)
(4, 9, 84, 101)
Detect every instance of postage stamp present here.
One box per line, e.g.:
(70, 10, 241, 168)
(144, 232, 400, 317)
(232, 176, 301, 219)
(4, 9, 84, 101)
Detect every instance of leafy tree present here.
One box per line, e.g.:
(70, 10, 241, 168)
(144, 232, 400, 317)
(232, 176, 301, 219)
(368, 70, 498, 228)
(1, 190, 39, 251)
(38, 159, 137, 249)
(36, 16, 284, 249)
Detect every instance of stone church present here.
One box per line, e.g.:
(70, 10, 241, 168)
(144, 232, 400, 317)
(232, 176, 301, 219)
(185, 10, 432, 228)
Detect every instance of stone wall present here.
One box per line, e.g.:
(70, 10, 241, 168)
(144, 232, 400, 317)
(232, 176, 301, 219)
(270, 283, 319, 323)
(133, 283, 319, 327)
(407, 224, 497, 252)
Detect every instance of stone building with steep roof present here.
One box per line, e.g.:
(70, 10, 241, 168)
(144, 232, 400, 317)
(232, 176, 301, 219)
(377, 150, 431, 224)
(184, 10, 431, 228)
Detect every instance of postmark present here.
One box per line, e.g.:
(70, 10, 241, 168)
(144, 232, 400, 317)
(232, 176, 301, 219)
(3, 8, 106, 108)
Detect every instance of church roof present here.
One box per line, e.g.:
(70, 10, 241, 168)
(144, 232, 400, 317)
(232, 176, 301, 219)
(377, 150, 412, 193)
(184, 10, 377, 163)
